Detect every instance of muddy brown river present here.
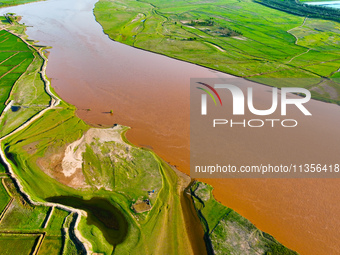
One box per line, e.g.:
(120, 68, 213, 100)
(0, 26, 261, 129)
(2, 0, 340, 254)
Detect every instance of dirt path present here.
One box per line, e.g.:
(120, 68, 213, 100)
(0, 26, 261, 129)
(287, 48, 311, 63)
(205, 42, 225, 52)
(287, 17, 308, 45)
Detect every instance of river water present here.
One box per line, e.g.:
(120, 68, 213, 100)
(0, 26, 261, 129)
(2, 0, 340, 254)
(305, 1, 340, 8)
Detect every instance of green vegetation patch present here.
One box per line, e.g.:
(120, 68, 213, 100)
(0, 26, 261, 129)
(0, 234, 38, 255)
(94, 0, 340, 104)
(0, 177, 80, 254)
(38, 236, 63, 255)
(0, 0, 43, 7)
(0, 29, 51, 137)
(45, 208, 70, 236)
(0, 194, 49, 231)
(82, 130, 163, 205)
(0, 162, 6, 173)
(0, 180, 11, 213)
(191, 182, 298, 255)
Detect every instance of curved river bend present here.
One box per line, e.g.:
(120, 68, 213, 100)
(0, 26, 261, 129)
(2, 0, 340, 254)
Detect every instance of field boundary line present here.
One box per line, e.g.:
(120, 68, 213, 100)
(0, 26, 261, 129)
(287, 17, 309, 47)
(0, 58, 26, 79)
(0, 197, 13, 223)
(0, 37, 9, 44)
(42, 206, 54, 229)
(32, 232, 46, 255)
(0, 29, 38, 111)
(0, 52, 19, 65)
(287, 48, 311, 64)
(0, 231, 42, 235)
(1, 177, 12, 196)
(0, 178, 14, 223)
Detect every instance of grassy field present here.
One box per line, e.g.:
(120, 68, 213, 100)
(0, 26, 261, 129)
(45, 207, 70, 236)
(94, 0, 340, 104)
(38, 236, 63, 255)
(0, 177, 81, 255)
(0, 163, 5, 173)
(0, 30, 35, 113)
(0, 234, 38, 255)
(0, 18, 51, 138)
(0, 199, 49, 230)
(3, 116, 201, 254)
(0, 179, 11, 213)
(190, 182, 298, 255)
(0, 0, 43, 7)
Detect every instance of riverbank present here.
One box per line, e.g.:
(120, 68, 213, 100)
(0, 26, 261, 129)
(94, 0, 340, 105)
(0, 22, 208, 254)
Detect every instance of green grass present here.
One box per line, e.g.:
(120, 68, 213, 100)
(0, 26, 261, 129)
(191, 182, 298, 255)
(0, 234, 38, 255)
(0, 0, 43, 7)
(0, 178, 81, 254)
(0, 162, 6, 173)
(45, 208, 70, 236)
(0, 179, 48, 231)
(0, 50, 51, 136)
(1, 94, 195, 254)
(0, 29, 51, 137)
(82, 133, 162, 206)
(0, 199, 48, 230)
(38, 236, 63, 255)
(190, 182, 229, 234)
(94, 0, 340, 104)
(78, 215, 113, 254)
(2, 108, 199, 255)
(0, 180, 11, 213)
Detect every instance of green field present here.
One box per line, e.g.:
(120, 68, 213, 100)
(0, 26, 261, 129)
(0, 163, 5, 173)
(94, 0, 340, 104)
(38, 236, 63, 254)
(0, 234, 38, 255)
(0, 30, 35, 113)
(0, 0, 43, 7)
(45, 207, 70, 236)
(191, 182, 298, 255)
(0, 180, 11, 213)
(0, 199, 49, 230)
(0, 177, 81, 255)
(0, 19, 51, 137)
